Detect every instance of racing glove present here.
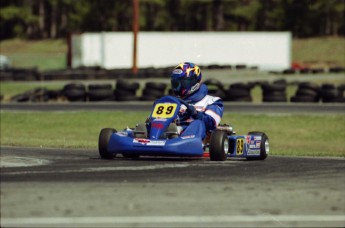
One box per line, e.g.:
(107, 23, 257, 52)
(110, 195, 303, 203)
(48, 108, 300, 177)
(179, 99, 204, 120)
(192, 109, 204, 120)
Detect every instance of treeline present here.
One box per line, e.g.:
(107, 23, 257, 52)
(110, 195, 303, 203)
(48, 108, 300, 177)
(1, 0, 344, 40)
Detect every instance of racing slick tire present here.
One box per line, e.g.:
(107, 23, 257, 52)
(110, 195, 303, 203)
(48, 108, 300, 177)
(99, 128, 116, 159)
(246, 131, 269, 160)
(209, 130, 229, 161)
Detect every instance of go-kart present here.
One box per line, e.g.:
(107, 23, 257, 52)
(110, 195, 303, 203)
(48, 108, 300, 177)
(98, 96, 269, 161)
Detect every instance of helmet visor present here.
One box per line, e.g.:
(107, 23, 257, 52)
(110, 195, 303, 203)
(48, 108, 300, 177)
(171, 77, 197, 97)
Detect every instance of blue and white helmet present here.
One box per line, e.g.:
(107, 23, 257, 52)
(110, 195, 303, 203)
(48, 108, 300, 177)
(171, 62, 202, 98)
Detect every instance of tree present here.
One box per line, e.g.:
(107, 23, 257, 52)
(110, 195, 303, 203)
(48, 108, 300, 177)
(0, 0, 344, 40)
(0, 0, 38, 39)
(212, 0, 224, 31)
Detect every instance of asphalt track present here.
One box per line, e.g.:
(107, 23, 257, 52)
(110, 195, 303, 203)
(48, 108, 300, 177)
(1, 101, 344, 227)
(1, 146, 345, 227)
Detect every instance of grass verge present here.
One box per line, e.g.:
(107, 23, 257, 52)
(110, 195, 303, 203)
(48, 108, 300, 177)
(292, 37, 345, 66)
(0, 82, 64, 99)
(0, 38, 66, 70)
(1, 111, 344, 157)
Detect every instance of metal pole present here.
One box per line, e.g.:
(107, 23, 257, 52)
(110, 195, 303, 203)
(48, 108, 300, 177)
(132, 0, 139, 74)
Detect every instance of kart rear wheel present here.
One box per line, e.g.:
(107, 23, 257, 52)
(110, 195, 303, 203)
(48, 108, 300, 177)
(209, 130, 229, 161)
(99, 128, 116, 159)
(246, 131, 269, 160)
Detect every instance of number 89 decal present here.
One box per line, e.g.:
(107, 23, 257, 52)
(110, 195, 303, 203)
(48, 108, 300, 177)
(236, 138, 244, 155)
(152, 104, 177, 118)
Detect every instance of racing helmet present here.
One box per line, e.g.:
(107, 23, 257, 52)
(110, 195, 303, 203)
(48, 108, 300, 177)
(171, 62, 202, 98)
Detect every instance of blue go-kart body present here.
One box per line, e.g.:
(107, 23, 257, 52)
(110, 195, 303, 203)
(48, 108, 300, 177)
(99, 96, 269, 161)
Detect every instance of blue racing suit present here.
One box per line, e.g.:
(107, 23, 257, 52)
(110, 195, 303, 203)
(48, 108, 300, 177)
(177, 84, 224, 139)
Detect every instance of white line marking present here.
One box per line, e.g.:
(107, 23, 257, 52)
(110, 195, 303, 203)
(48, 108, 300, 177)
(3, 162, 237, 175)
(1, 215, 344, 226)
(0, 156, 51, 168)
(3, 164, 188, 175)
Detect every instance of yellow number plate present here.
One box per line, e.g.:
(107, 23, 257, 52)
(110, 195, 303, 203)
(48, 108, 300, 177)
(152, 103, 177, 119)
(236, 138, 244, 155)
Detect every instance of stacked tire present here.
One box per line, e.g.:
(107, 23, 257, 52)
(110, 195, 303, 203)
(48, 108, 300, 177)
(46, 89, 62, 101)
(10, 88, 50, 102)
(290, 82, 320, 103)
(30, 88, 50, 102)
(320, 83, 345, 103)
(224, 82, 253, 102)
(63, 83, 86, 102)
(140, 82, 167, 101)
(114, 80, 139, 101)
(204, 79, 226, 99)
(338, 84, 345, 101)
(261, 80, 287, 102)
(88, 84, 114, 101)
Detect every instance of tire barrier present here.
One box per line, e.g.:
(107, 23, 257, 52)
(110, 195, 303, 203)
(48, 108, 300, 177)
(329, 66, 345, 73)
(88, 84, 114, 101)
(0, 67, 41, 81)
(290, 82, 345, 103)
(280, 66, 345, 75)
(46, 89, 62, 100)
(5, 80, 345, 103)
(204, 79, 226, 99)
(0, 65, 255, 81)
(62, 83, 87, 102)
(225, 83, 253, 102)
(290, 82, 320, 103)
(140, 82, 167, 101)
(338, 84, 345, 96)
(205, 79, 256, 102)
(1, 64, 345, 81)
(321, 83, 345, 103)
(10, 88, 51, 102)
(261, 80, 287, 102)
(114, 80, 139, 101)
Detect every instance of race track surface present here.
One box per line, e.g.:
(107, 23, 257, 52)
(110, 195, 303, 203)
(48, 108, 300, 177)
(1, 146, 344, 227)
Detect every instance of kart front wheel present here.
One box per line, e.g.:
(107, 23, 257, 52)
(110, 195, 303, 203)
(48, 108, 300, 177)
(99, 128, 116, 159)
(246, 131, 269, 160)
(209, 130, 229, 161)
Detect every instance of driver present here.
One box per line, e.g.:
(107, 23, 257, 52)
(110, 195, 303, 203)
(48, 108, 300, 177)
(171, 62, 224, 139)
